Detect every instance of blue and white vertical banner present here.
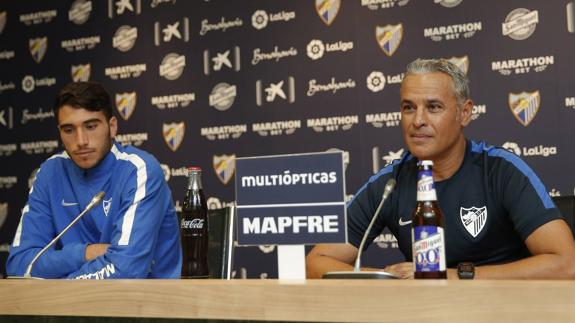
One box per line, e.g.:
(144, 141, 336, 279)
(235, 151, 347, 246)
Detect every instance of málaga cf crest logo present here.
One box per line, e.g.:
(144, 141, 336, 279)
(376, 24, 403, 57)
(29, 37, 48, 63)
(213, 154, 236, 185)
(315, 0, 340, 26)
(162, 122, 185, 152)
(508, 91, 540, 126)
(116, 92, 137, 121)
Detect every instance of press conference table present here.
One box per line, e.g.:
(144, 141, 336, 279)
(1, 279, 574, 322)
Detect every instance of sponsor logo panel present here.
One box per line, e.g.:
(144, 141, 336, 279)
(20, 10, 57, 25)
(204, 47, 240, 75)
(502, 8, 538, 40)
(69, 0, 92, 25)
(116, 132, 148, 147)
(201, 124, 247, 141)
(256, 77, 295, 106)
(307, 77, 356, 96)
(20, 140, 59, 155)
(491, 56, 554, 76)
(199, 17, 243, 36)
(21, 108, 54, 124)
(307, 115, 359, 132)
(252, 120, 301, 137)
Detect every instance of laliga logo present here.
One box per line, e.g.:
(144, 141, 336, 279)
(502, 142, 521, 156)
(252, 10, 269, 29)
(306, 39, 325, 60)
(366, 71, 386, 92)
(160, 164, 171, 182)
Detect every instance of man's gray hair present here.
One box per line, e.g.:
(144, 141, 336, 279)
(405, 58, 470, 107)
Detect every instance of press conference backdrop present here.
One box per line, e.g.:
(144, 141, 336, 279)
(0, 0, 574, 278)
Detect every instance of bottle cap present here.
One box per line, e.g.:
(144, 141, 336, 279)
(418, 160, 434, 166)
(188, 166, 202, 172)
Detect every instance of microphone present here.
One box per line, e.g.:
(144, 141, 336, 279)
(323, 179, 398, 279)
(9, 191, 105, 279)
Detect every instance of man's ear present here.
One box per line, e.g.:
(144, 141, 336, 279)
(109, 116, 118, 138)
(460, 99, 473, 127)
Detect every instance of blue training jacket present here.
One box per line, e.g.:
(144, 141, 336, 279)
(7, 142, 182, 279)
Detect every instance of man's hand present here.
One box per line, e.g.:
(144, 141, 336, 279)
(85, 243, 111, 261)
(384, 262, 414, 279)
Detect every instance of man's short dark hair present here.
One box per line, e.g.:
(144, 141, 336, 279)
(53, 82, 114, 121)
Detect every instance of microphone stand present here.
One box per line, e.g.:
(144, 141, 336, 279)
(8, 191, 105, 279)
(323, 180, 397, 279)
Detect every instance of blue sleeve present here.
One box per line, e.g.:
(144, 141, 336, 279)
(65, 156, 175, 279)
(7, 165, 87, 278)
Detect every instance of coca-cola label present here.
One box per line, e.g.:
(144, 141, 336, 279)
(181, 218, 204, 229)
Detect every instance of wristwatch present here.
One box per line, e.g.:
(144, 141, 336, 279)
(457, 262, 475, 279)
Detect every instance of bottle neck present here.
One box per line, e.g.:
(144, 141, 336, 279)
(187, 171, 203, 190)
(416, 166, 437, 202)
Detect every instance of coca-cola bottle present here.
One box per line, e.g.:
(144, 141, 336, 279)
(180, 167, 210, 278)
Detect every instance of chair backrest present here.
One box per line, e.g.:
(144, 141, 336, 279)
(207, 206, 235, 279)
(553, 196, 575, 238)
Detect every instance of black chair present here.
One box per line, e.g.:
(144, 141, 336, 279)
(553, 196, 575, 238)
(207, 206, 235, 279)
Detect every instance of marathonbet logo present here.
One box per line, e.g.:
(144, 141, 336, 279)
(69, 0, 92, 25)
(252, 120, 301, 137)
(502, 8, 538, 40)
(151, 93, 195, 109)
(0, 176, 17, 189)
(307, 115, 359, 132)
(315, 0, 340, 26)
(116, 132, 147, 147)
(20, 10, 57, 25)
(361, 0, 410, 11)
(113, 25, 138, 52)
(365, 112, 401, 128)
(424, 21, 482, 41)
(154, 18, 189, 46)
(61, 36, 101, 52)
(159, 53, 185, 80)
(491, 56, 553, 76)
(21, 140, 59, 155)
(251, 10, 295, 30)
(201, 124, 247, 141)
(108, 0, 142, 18)
(203, 47, 241, 75)
(306, 39, 353, 60)
(0, 144, 17, 157)
(105, 63, 146, 80)
(256, 77, 295, 106)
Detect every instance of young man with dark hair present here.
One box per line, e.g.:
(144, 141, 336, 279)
(7, 82, 182, 279)
(306, 59, 575, 280)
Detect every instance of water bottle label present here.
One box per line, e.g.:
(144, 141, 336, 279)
(412, 226, 446, 272)
(181, 218, 204, 229)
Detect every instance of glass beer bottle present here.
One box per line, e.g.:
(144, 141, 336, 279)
(180, 167, 210, 278)
(411, 160, 447, 279)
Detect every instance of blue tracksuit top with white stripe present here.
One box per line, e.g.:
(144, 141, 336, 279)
(348, 140, 563, 267)
(7, 142, 182, 279)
